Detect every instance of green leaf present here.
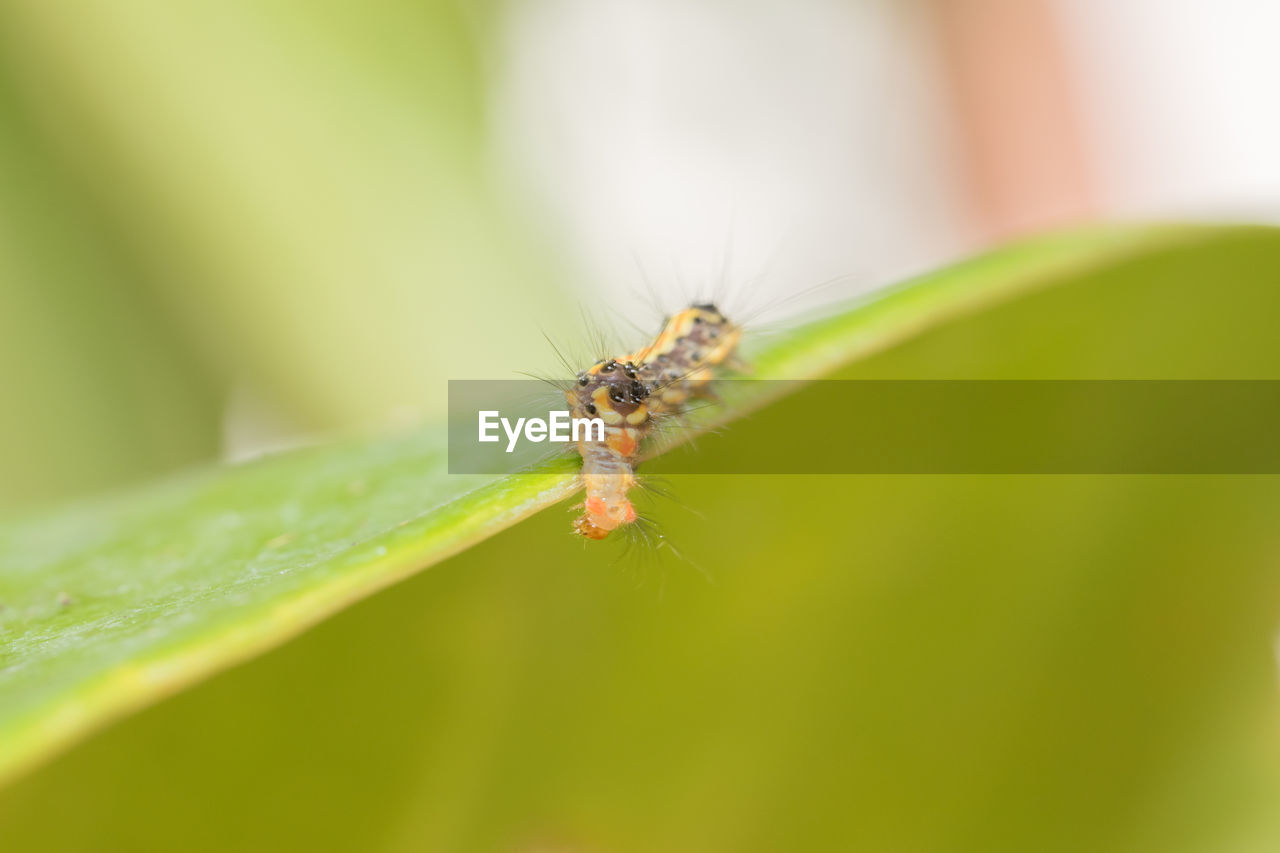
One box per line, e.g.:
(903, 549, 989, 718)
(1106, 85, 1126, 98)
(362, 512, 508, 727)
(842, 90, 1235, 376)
(2, 225, 1280, 853)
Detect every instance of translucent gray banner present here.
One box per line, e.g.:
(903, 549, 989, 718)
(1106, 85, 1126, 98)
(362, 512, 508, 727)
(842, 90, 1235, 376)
(448, 380, 1280, 474)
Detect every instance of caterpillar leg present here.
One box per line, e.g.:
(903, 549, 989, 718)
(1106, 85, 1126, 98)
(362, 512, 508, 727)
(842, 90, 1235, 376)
(573, 472, 639, 540)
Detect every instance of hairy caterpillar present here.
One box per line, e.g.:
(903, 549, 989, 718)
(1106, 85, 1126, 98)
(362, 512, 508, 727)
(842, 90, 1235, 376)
(565, 303, 743, 540)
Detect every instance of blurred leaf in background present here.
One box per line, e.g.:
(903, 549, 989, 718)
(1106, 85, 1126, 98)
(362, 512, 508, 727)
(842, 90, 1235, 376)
(0, 65, 222, 511)
(0, 0, 570, 511)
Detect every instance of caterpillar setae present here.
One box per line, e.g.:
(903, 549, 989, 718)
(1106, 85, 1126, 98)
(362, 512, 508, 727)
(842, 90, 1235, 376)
(564, 303, 742, 540)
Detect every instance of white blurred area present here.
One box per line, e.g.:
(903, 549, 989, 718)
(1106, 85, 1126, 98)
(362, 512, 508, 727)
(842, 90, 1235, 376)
(490, 0, 965, 320)
(1057, 0, 1280, 221)
(490, 0, 1280, 315)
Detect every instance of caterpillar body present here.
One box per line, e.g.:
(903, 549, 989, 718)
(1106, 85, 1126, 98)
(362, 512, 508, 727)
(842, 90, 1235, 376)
(565, 303, 743, 540)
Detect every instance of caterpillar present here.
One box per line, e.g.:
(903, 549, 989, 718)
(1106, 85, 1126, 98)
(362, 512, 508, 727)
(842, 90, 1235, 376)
(565, 303, 743, 540)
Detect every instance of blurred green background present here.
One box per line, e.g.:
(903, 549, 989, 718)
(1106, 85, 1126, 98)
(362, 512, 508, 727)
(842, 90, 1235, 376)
(0, 0, 573, 513)
(2, 2, 1280, 852)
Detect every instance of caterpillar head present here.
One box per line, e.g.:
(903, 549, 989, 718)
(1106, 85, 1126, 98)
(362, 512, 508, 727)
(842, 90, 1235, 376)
(566, 359, 653, 428)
